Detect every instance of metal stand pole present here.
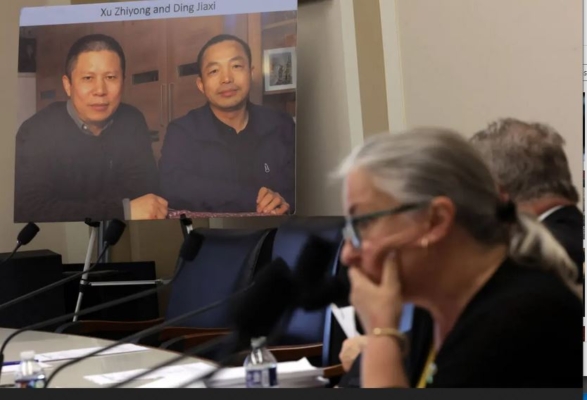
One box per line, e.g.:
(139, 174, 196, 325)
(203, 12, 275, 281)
(72, 219, 100, 322)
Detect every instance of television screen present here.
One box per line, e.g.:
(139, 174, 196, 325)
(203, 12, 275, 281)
(15, 0, 297, 223)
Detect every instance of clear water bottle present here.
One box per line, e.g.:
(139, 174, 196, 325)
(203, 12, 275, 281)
(244, 337, 278, 388)
(14, 351, 46, 388)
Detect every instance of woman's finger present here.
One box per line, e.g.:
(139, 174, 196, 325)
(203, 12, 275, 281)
(381, 251, 400, 287)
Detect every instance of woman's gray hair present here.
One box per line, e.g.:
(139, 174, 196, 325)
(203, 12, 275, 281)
(337, 128, 578, 289)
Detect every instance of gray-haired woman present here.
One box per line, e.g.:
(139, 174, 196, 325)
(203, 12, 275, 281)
(337, 128, 581, 388)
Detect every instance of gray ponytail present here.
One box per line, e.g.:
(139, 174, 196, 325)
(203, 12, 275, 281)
(510, 214, 578, 288)
(337, 129, 580, 293)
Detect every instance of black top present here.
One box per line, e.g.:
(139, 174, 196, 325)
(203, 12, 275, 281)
(14, 101, 159, 223)
(339, 258, 582, 388)
(542, 205, 584, 283)
(158, 103, 295, 213)
(213, 111, 265, 195)
(429, 258, 581, 388)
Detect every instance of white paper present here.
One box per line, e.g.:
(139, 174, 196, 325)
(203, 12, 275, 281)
(84, 362, 215, 386)
(208, 358, 322, 388)
(86, 358, 322, 388)
(2, 362, 51, 374)
(137, 373, 207, 388)
(330, 304, 358, 338)
(36, 343, 148, 363)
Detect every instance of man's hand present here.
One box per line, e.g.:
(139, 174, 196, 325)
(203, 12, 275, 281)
(339, 335, 368, 372)
(130, 194, 168, 220)
(256, 187, 290, 215)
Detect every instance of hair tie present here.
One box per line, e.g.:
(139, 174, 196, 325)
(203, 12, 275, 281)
(496, 200, 517, 223)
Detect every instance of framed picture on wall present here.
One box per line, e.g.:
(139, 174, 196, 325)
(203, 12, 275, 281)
(18, 37, 36, 73)
(263, 47, 297, 93)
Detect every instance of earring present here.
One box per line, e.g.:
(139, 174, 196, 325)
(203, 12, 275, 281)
(420, 237, 429, 254)
(420, 237, 429, 248)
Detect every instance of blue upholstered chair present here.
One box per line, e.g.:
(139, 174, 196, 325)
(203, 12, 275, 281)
(56, 228, 275, 346)
(164, 228, 275, 328)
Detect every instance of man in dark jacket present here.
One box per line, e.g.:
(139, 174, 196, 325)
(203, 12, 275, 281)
(14, 34, 167, 223)
(471, 118, 584, 282)
(159, 34, 295, 214)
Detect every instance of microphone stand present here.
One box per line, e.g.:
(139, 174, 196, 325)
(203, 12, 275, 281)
(73, 219, 163, 321)
(109, 306, 297, 389)
(0, 219, 125, 314)
(44, 285, 253, 388)
(0, 241, 199, 379)
(73, 219, 100, 322)
(0, 247, 19, 269)
(180, 214, 194, 237)
(0, 244, 110, 314)
(177, 308, 297, 389)
(0, 223, 40, 268)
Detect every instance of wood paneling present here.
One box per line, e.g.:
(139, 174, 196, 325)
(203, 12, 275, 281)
(31, 13, 296, 160)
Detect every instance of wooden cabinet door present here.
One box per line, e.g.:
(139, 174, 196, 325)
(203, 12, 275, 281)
(122, 19, 168, 161)
(224, 14, 263, 105)
(165, 16, 224, 122)
(36, 24, 91, 111)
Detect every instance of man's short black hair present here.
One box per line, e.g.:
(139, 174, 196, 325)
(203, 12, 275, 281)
(196, 34, 252, 76)
(65, 34, 126, 80)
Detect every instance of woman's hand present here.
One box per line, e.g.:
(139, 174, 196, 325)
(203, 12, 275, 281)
(339, 335, 368, 372)
(348, 252, 403, 333)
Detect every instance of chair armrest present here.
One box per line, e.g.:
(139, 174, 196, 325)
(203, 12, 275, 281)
(160, 331, 231, 353)
(223, 343, 324, 366)
(157, 327, 231, 343)
(323, 364, 345, 379)
(268, 343, 323, 362)
(56, 318, 164, 336)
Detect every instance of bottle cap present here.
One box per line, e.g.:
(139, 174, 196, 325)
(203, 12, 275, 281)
(250, 336, 267, 349)
(20, 350, 35, 360)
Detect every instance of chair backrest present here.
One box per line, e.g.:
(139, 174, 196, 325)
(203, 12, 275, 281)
(165, 228, 275, 328)
(320, 239, 346, 367)
(269, 217, 345, 350)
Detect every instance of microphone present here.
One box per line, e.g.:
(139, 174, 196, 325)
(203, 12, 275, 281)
(177, 236, 349, 388)
(0, 219, 126, 314)
(290, 235, 346, 310)
(106, 237, 345, 389)
(0, 229, 204, 378)
(108, 258, 296, 388)
(113, 236, 348, 389)
(45, 283, 255, 388)
(298, 274, 350, 311)
(56, 229, 204, 333)
(0, 223, 40, 268)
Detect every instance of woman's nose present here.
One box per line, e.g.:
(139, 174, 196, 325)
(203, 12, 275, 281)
(340, 239, 360, 268)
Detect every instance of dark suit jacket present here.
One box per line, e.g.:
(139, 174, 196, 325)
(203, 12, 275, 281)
(158, 103, 295, 213)
(542, 205, 584, 283)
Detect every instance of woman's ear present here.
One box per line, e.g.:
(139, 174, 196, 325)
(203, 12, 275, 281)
(424, 196, 455, 246)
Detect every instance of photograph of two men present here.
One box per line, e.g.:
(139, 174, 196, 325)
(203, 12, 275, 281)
(14, 0, 297, 223)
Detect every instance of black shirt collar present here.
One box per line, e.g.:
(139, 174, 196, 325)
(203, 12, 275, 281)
(207, 102, 253, 137)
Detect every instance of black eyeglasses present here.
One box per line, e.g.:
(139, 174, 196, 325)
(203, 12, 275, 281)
(343, 203, 427, 249)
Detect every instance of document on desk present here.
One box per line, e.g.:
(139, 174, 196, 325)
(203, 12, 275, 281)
(2, 361, 51, 374)
(137, 373, 207, 388)
(36, 343, 148, 363)
(331, 304, 358, 338)
(84, 362, 215, 386)
(207, 358, 323, 388)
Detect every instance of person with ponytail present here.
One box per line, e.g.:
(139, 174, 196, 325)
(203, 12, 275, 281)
(336, 128, 581, 388)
